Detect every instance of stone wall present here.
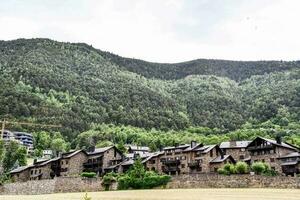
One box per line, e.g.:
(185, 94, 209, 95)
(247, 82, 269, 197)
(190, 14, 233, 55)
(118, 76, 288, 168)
(1, 179, 56, 195)
(0, 177, 105, 195)
(166, 174, 300, 189)
(1, 174, 300, 195)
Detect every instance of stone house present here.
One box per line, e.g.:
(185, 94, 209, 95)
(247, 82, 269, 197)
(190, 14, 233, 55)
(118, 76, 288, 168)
(219, 141, 251, 162)
(143, 152, 164, 172)
(60, 150, 88, 176)
(10, 166, 31, 182)
(209, 155, 236, 172)
(277, 152, 300, 176)
(84, 146, 123, 175)
(246, 137, 299, 172)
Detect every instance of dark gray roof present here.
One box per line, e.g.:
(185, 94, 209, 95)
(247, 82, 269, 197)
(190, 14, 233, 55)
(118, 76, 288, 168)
(10, 166, 31, 174)
(86, 146, 113, 155)
(278, 152, 300, 159)
(194, 145, 216, 153)
(128, 145, 150, 152)
(220, 141, 251, 149)
(163, 144, 189, 150)
(259, 137, 298, 151)
(210, 155, 231, 163)
(281, 161, 299, 166)
(62, 150, 84, 158)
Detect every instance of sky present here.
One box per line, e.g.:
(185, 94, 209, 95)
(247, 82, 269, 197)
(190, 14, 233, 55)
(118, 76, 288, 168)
(0, 0, 300, 63)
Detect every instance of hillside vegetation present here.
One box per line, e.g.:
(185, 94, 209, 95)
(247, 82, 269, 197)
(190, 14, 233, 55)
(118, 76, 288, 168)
(0, 38, 299, 141)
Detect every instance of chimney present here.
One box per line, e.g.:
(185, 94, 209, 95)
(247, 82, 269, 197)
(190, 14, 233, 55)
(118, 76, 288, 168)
(230, 141, 237, 147)
(275, 136, 282, 144)
(191, 141, 197, 148)
(33, 158, 37, 164)
(87, 146, 96, 153)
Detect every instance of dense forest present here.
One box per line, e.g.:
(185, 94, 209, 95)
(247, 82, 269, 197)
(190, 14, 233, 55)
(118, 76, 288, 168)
(0, 38, 299, 145)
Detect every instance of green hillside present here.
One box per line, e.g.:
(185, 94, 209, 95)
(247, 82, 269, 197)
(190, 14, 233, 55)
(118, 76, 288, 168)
(0, 38, 299, 140)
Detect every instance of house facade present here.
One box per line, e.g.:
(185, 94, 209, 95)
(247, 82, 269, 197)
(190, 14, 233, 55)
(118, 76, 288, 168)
(246, 137, 299, 172)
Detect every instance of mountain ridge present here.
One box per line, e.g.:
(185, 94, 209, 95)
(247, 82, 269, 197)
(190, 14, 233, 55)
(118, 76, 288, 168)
(0, 38, 299, 139)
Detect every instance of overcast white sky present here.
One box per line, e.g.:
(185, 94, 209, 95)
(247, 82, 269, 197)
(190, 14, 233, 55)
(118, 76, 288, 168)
(0, 0, 300, 62)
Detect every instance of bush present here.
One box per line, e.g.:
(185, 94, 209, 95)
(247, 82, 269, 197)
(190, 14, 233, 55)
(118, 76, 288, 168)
(217, 168, 229, 175)
(223, 163, 236, 174)
(251, 162, 265, 175)
(117, 159, 171, 190)
(81, 172, 97, 178)
(235, 161, 248, 174)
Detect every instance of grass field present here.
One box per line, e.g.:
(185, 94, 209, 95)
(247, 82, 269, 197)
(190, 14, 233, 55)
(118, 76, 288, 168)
(1, 188, 300, 200)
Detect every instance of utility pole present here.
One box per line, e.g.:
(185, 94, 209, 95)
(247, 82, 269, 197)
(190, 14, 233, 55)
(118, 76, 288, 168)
(0, 120, 61, 139)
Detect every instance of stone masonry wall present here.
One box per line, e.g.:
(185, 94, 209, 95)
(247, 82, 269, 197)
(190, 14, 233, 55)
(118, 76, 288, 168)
(167, 174, 300, 189)
(1, 174, 300, 195)
(0, 177, 104, 195)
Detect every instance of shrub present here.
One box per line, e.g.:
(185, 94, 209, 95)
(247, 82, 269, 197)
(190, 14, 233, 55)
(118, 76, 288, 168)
(235, 161, 248, 174)
(81, 172, 97, 178)
(217, 168, 229, 175)
(251, 162, 265, 175)
(117, 159, 171, 190)
(223, 163, 236, 174)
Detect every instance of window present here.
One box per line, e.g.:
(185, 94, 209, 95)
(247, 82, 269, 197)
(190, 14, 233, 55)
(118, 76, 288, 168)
(197, 167, 202, 172)
(39, 169, 41, 174)
(151, 160, 156, 164)
(210, 150, 213, 157)
(66, 160, 69, 165)
(107, 151, 109, 154)
(35, 170, 37, 174)
(31, 170, 33, 175)
(262, 159, 265, 162)
(181, 164, 185, 168)
(270, 158, 275, 162)
(214, 167, 218, 172)
(61, 161, 64, 165)
(239, 155, 244, 160)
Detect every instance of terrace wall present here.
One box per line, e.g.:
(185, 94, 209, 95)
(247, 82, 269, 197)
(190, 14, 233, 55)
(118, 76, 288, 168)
(0, 177, 105, 195)
(1, 174, 300, 195)
(166, 174, 300, 189)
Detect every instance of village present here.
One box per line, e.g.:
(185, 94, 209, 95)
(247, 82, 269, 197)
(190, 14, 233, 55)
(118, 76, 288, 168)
(8, 131, 300, 183)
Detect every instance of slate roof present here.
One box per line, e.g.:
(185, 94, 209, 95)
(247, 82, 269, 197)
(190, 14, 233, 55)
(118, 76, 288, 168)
(194, 145, 216, 153)
(220, 141, 251, 149)
(252, 137, 299, 151)
(86, 146, 113, 155)
(163, 144, 190, 150)
(62, 150, 84, 158)
(278, 152, 300, 159)
(10, 166, 31, 174)
(210, 155, 231, 163)
(281, 161, 299, 166)
(128, 145, 150, 152)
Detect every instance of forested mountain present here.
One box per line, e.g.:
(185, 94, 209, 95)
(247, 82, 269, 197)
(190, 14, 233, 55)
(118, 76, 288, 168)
(0, 38, 299, 141)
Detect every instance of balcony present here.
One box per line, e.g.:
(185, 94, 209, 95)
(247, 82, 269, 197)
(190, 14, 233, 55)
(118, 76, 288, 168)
(247, 144, 274, 151)
(188, 161, 199, 167)
(163, 166, 180, 173)
(162, 160, 181, 165)
(83, 161, 103, 168)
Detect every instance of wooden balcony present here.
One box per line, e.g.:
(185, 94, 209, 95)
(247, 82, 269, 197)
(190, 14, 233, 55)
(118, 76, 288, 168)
(162, 160, 181, 165)
(247, 144, 274, 151)
(188, 161, 199, 167)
